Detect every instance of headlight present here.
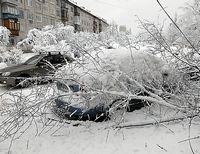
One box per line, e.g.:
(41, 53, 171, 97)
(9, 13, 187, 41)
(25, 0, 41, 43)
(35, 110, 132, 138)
(2, 72, 11, 77)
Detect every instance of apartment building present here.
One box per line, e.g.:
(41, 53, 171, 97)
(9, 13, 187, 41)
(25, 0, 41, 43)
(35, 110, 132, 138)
(61, 0, 108, 33)
(0, 0, 108, 45)
(0, 0, 61, 44)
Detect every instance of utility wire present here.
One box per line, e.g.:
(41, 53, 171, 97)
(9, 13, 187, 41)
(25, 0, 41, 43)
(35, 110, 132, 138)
(78, 0, 134, 12)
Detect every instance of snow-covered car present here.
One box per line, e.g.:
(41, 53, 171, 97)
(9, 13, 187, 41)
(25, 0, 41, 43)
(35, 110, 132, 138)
(52, 49, 171, 122)
(0, 52, 73, 87)
(52, 81, 150, 122)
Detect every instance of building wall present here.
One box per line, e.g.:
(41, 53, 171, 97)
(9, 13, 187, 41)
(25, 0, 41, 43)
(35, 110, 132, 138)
(67, 3, 75, 26)
(61, 0, 108, 33)
(0, 0, 108, 45)
(0, 0, 62, 44)
(79, 9, 93, 33)
(0, 3, 2, 26)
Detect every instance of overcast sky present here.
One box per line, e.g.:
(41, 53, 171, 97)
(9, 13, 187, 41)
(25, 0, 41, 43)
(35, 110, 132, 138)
(75, 0, 192, 33)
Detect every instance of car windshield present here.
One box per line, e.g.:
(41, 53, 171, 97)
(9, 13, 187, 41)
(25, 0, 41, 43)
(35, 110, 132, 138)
(24, 55, 42, 65)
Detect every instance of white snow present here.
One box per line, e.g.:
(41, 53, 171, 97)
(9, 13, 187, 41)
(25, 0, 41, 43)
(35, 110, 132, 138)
(0, 62, 7, 69)
(0, 107, 199, 154)
(0, 47, 199, 153)
(0, 24, 199, 154)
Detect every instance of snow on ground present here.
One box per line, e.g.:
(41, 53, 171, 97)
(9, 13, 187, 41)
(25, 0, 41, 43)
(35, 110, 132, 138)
(0, 83, 199, 154)
(0, 48, 199, 154)
(0, 107, 199, 154)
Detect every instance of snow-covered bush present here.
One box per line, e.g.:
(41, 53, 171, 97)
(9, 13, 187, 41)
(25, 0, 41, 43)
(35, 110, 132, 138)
(18, 23, 136, 58)
(0, 26, 10, 63)
(0, 26, 10, 47)
(0, 26, 23, 65)
(134, 0, 200, 118)
(57, 48, 164, 89)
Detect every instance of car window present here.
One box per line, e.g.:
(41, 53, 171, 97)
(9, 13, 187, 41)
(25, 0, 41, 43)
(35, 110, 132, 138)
(24, 55, 42, 65)
(51, 55, 65, 64)
(41, 55, 66, 65)
(38, 56, 53, 65)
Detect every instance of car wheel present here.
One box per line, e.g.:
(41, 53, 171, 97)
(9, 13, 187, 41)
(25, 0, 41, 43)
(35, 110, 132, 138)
(15, 74, 32, 88)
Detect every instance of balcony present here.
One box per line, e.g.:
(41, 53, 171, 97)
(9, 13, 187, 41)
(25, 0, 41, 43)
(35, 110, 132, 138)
(3, 19, 20, 36)
(2, 4, 19, 19)
(1, 0, 17, 5)
(2, 13, 19, 19)
(10, 29, 19, 36)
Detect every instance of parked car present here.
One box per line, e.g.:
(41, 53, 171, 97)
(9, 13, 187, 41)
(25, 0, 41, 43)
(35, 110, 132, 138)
(0, 52, 73, 87)
(52, 81, 150, 122)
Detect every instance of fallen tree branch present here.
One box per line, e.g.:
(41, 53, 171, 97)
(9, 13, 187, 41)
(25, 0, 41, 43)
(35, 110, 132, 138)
(115, 114, 199, 129)
(156, 144, 168, 152)
(178, 136, 200, 143)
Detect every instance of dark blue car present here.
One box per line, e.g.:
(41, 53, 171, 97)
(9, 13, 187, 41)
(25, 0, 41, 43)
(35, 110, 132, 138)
(52, 81, 150, 122)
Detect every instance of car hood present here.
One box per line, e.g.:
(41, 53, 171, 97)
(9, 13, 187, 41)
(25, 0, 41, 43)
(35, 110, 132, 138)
(0, 64, 35, 73)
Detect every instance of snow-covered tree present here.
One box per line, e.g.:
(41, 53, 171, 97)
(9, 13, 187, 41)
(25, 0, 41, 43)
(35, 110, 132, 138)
(0, 26, 10, 46)
(0, 26, 22, 64)
(166, 0, 200, 49)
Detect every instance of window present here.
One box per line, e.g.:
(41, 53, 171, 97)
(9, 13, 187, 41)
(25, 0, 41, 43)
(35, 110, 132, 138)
(56, 10, 60, 17)
(20, 23, 25, 31)
(36, 2, 42, 11)
(38, 0, 45, 3)
(36, 15, 42, 22)
(15, 22, 20, 30)
(19, 10, 24, 18)
(29, 20, 33, 24)
(71, 7, 73, 12)
(43, 6, 48, 14)
(25, 55, 41, 65)
(40, 55, 65, 65)
(61, 10, 65, 18)
(56, 0, 59, 5)
(27, 12, 33, 21)
(49, 7, 55, 15)
(9, 20, 14, 29)
(2, 6, 19, 15)
(3, 19, 20, 31)
(27, 0, 32, 6)
(43, 16, 49, 25)
(50, 19, 55, 25)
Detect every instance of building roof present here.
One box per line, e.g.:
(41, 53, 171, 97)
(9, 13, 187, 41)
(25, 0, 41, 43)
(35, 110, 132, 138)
(67, 0, 109, 25)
